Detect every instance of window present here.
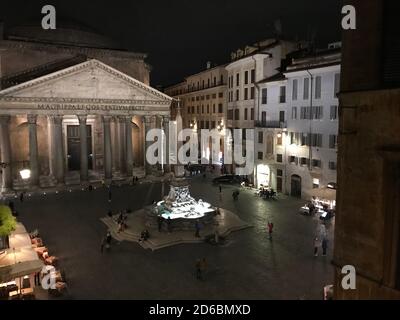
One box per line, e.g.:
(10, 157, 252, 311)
(202, 105, 204, 113)
(251, 69, 255, 83)
(277, 169, 283, 177)
(207, 79, 210, 87)
(213, 104, 216, 113)
(250, 86, 255, 99)
(311, 133, 323, 147)
(289, 156, 297, 164)
(212, 93, 217, 99)
(213, 77, 216, 86)
(200, 121, 204, 129)
(218, 104, 223, 113)
(191, 106, 194, 114)
(261, 111, 266, 123)
(236, 73, 240, 86)
(244, 88, 248, 100)
(258, 152, 263, 160)
(279, 86, 286, 103)
(329, 134, 337, 149)
(276, 154, 283, 163)
(315, 76, 322, 99)
(250, 108, 254, 120)
(300, 157, 308, 166)
(303, 78, 310, 99)
(329, 161, 337, 170)
(244, 71, 249, 85)
(187, 106, 191, 114)
(277, 133, 282, 145)
(236, 90, 239, 101)
(220, 74, 224, 84)
(197, 106, 200, 114)
(234, 109, 240, 120)
(261, 88, 268, 104)
(312, 159, 322, 168)
(311, 106, 323, 120)
(207, 105, 210, 113)
(291, 107, 297, 120)
(312, 178, 320, 189)
(334, 73, 340, 97)
(228, 109, 233, 120)
(244, 108, 248, 120)
(219, 92, 223, 98)
(300, 106, 309, 119)
(292, 79, 298, 100)
(258, 131, 263, 143)
(330, 105, 338, 120)
(300, 133, 309, 146)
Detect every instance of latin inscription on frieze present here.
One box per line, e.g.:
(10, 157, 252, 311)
(37, 103, 146, 112)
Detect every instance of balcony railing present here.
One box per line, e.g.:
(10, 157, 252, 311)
(255, 120, 287, 128)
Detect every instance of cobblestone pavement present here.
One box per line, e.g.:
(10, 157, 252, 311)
(15, 173, 334, 300)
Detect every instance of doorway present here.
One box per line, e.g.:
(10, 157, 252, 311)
(291, 174, 302, 198)
(67, 125, 93, 171)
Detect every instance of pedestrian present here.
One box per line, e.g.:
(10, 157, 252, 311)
(107, 210, 113, 218)
(167, 216, 172, 233)
(219, 185, 222, 193)
(19, 192, 24, 203)
(195, 219, 201, 238)
(108, 187, 112, 203)
(200, 257, 207, 279)
(100, 236, 106, 253)
(157, 216, 163, 232)
(132, 176, 135, 185)
(195, 259, 202, 280)
(322, 237, 328, 256)
(314, 237, 320, 256)
(34, 271, 41, 286)
(267, 221, 274, 240)
(106, 231, 112, 249)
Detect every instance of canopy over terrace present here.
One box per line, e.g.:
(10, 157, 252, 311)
(0, 59, 173, 192)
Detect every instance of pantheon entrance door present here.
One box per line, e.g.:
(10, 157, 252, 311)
(67, 125, 93, 171)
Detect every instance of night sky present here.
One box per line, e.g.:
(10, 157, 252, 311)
(0, 0, 342, 87)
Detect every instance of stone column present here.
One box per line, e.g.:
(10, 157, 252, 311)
(0, 115, 12, 192)
(102, 116, 112, 180)
(143, 115, 153, 175)
(162, 115, 170, 173)
(52, 115, 65, 185)
(78, 115, 88, 183)
(118, 117, 127, 175)
(125, 116, 133, 176)
(27, 114, 39, 188)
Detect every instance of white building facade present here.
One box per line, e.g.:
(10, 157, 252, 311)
(254, 45, 341, 199)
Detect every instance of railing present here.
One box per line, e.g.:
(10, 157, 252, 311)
(0, 54, 87, 89)
(255, 120, 287, 128)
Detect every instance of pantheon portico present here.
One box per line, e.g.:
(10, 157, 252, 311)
(0, 59, 172, 192)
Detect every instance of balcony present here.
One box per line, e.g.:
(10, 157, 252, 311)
(255, 120, 287, 128)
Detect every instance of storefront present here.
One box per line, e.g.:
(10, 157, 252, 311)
(256, 164, 270, 188)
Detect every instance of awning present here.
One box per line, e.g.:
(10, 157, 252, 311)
(310, 187, 336, 201)
(0, 260, 44, 283)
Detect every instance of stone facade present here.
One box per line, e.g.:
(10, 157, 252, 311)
(0, 24, 172, 192)
(333, 0, 400, 299)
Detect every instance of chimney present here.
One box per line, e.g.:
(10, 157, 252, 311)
(206, 61, 211, 69)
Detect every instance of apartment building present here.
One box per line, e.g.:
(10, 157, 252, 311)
(164, 63, 227, 163)
(254, 44, 341, 199)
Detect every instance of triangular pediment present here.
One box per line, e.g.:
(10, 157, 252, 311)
(0, 59, 172, 104)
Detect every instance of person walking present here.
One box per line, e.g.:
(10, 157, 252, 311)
(108, 186, 112, 203)
(195, 259, 202, 280)
(19, 192, 24, 203)
(195, 220, 201, 238)
(219, 185, 222, 193)
(267, 222, 274, 240)
(100, 236, 106, 253)
(105, 231, 112, 250)
(322, 237, 328, 256)
(200, 257, 207, 279)
(314, 237, 320, 256)
(157, 216, 163, 232)
(167, 216, 172, 233)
